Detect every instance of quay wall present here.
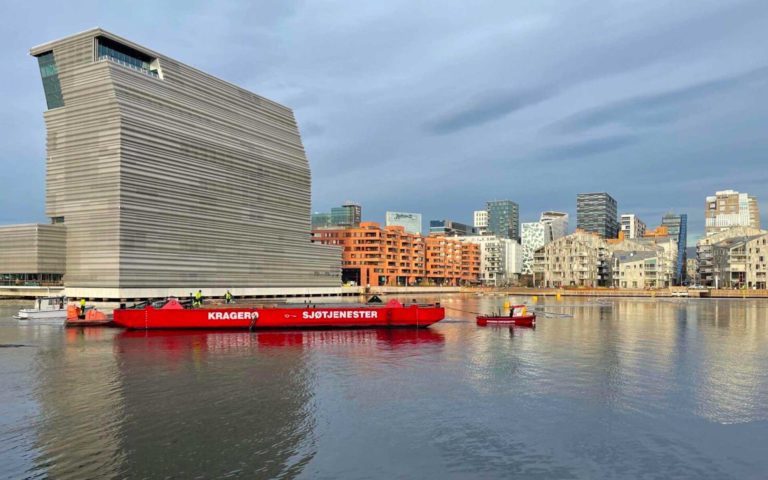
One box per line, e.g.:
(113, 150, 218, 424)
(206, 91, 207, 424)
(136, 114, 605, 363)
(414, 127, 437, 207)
(464, 287, 768, 299)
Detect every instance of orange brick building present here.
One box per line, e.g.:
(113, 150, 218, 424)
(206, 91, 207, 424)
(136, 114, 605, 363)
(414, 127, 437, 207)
(312, 222, 480, 286)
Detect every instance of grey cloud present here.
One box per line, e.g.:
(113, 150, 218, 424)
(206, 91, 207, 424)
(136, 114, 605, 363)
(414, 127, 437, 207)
(550, 66, 768, 134)
(424, 88, 554, 135)
(540, 135, 639, 161)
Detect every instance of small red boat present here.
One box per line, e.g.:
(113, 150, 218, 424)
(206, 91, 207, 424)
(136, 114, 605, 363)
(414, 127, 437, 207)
(477, 305, 536, 327)
(112, 298, 444, 330)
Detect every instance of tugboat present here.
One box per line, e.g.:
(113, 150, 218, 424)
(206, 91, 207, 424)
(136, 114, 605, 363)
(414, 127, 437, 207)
(477, 305, 536, 327)
(112, 298, 445, 330)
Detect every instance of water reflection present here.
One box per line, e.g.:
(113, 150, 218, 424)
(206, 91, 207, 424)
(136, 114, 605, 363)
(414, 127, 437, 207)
(2, 297, 768, 478)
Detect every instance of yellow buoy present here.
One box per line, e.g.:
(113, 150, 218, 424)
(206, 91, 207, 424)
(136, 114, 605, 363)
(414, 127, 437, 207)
(556, 292, 562, 301)
(532, 295, 538, 303)
(503, 301, 510, 311)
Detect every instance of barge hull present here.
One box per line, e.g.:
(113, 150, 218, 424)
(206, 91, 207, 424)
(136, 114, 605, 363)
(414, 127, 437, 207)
(113, 305, 444, 330)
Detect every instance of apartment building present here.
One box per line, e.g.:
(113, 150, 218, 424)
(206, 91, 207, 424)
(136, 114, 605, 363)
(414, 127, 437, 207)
(459, 235, 522, 286)
(705, 190, 760, 236)
(620, 214, 646, 239)
(533, 230, 610, 288)
(696, 226, 766, 287)
(312, 223, 479, 286)
(612, 251, 663, 288)
(746, 233, 768, 289)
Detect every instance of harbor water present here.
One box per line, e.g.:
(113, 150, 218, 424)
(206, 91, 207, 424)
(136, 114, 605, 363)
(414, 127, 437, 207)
(2, 295, 768, 479)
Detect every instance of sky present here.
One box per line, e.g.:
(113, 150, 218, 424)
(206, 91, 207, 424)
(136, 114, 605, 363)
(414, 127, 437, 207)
(1, 0, 767, 244)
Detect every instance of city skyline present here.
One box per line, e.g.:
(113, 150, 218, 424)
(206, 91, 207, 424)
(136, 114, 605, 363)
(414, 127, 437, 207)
(1, 1, 768, 244)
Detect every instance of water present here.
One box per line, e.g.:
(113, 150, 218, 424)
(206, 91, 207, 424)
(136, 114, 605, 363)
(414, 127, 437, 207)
(2, 295, 768, 479)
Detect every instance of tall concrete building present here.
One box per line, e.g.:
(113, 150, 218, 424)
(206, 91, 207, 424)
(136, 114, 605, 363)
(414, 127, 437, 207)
(620, 214, 646, 239)
(28, 29, 340, 298)
(486, 200, 520, 240)
(385, 211, 422, 234)
(577, 192, 619, 238)
(705, 190, 760, 236)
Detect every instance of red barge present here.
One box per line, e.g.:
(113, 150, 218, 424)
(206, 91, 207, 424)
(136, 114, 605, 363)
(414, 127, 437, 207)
(112, 298, 445, 330)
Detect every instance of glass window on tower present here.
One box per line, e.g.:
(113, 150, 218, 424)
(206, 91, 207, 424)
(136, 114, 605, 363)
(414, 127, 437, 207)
(96, 36, 159, 77)
(36, 51, 64, 109)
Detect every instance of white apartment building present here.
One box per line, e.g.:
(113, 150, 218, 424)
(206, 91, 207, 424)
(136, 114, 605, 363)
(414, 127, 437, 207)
(620, 214, 646, 239)
(459, 235, 521, 286)
(473, 210, 488, 234)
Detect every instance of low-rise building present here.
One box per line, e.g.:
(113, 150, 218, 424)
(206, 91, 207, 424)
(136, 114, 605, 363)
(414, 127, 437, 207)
(746, 233, 768, 289)
(0, 224, 66, 286)
(697, 226, 766, 287)
(712, 236, 751, 288)
(612, 251, 663, 288)
(533, 230, 610, 287)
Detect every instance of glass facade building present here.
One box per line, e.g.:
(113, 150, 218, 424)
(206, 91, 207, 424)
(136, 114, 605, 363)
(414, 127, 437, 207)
(661, 213, 688, 285)
(429, 220, 473, 236)
(313, 202, 362, 229)
(576, 193, 619, 238)
(330, 203, 361, 228)
(486, 200, 520, 240)
(385, 211, 422, 234)
(36, 52, 64, 109)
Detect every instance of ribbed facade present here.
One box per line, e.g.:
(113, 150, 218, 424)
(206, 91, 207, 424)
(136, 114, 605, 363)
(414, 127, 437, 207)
(0, 224, 66, 274)
(30, 29, 340, 292)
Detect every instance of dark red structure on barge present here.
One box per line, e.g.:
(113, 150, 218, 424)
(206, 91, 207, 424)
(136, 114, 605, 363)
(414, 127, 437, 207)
(112, 299, 445, 330)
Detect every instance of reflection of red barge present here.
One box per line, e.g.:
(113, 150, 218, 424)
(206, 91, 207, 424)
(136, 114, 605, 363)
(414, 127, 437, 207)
(112, 299, 445, 330)
(476, 305, 536, 327)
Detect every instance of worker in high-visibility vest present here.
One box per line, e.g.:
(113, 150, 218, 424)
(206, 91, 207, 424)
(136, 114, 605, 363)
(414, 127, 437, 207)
(79, 298, 86, 319)
(225, 290, 233, 304)
(194, 289, 203, 308)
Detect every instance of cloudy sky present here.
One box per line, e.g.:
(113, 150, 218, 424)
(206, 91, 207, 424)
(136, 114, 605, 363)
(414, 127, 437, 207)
(1, 0, 767, 243)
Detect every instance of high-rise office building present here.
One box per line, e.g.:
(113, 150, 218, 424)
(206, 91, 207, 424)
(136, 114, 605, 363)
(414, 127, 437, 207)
(486, 200, 520, 240)
(330, 202, 362, 228)
(576, 193, 619, 238)
(705, 190, 760, 236)
(661, 213, 688, 285)
(385, 211, 422, 234)
(429, 220, 473, 237)
(27, 29, 340, 297)
(620, 214, 646, 239)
